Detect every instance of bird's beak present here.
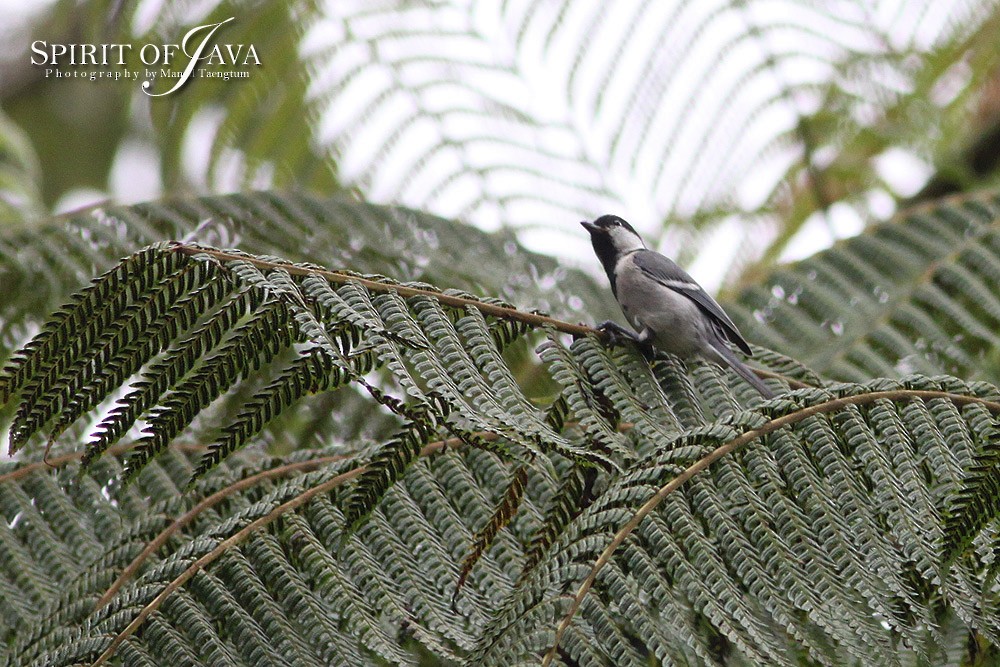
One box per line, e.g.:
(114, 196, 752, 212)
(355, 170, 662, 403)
(580, 220, 598, 233)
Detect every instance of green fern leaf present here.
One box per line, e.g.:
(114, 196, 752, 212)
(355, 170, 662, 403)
(731, 195, 1000, 386)
(87, 287, 260, 463)
(455, 465, 529, 600)
(121, 299, 295, 483)
(192, 347, 378, 481)
(50, 261, 231, 446)
(6, 246, 187, 454)
(342, 420, 436, 532)
(520, 465, 598, 580)
(0, 245, 167, 404)
(942, 425, 1000, 564)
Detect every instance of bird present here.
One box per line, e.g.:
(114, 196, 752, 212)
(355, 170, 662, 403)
(581, 214, 775, 398)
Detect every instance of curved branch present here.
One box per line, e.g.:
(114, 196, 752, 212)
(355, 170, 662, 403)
(541, 389, 1000, 665)
(170, 242, 809, 389)
(93, 453, 348, 610)
(0, 443, 207, 485)
(87, 432, 494, 666)
(89, 464, 369, 667)
(172, 242, 598, 337)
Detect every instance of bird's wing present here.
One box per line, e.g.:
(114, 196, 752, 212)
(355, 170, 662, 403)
(632, 250, 753, 356)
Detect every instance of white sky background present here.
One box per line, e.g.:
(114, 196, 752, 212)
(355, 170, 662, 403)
(0, 0, 981, 292)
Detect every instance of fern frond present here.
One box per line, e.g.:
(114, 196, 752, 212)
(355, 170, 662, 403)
(525, 381, 1000, 667)
(520, 465, 598, 580)
(732, 194, 1000, 387)
(87, 287, 259, 464)
(535, 335, 633, 467)
(543, 393, 570, 432)
(8, 188, 1000, 665)
(49, 262, 231, 446)
(193, 347, 377, 481)
(1, 245, 171, 405)
(455, 465, 529, 600)
(122, 299, 295, 483)
(342, 420, 437, 532)
(5, 376, 1000, 666)
(942, 425, 1000, 564)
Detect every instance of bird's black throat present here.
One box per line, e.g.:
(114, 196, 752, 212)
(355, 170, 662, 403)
(587, 233, 620, 297)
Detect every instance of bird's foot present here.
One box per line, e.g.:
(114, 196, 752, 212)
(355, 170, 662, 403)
(597, 321, 657, 360)
(596, 320, 637, 345)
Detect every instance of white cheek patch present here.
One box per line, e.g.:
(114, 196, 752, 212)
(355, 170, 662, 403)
(607, 226, 645, 253)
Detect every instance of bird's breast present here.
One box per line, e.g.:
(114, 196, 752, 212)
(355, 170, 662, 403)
(615, 255, 706, 357)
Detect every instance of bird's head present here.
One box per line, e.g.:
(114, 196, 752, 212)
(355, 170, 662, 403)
(581, 215, 646, 262)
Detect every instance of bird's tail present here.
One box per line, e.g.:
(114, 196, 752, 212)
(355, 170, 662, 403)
(708, 341, 776, 399)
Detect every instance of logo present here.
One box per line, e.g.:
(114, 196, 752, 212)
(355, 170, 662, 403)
(30, 17, 261, 96)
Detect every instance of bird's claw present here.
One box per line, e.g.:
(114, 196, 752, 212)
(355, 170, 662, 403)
(596, 320, 638, 346)
(596, 321, 656, 360)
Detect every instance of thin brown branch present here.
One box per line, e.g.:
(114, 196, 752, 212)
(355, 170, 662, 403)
(540, 389, 1000, 665)
(93, 453, 348, 610)
(88, 432, 489, 666)
(169, 242, 803, 389)
(171, 242, 597, 337)
(0, 442, 208, 485)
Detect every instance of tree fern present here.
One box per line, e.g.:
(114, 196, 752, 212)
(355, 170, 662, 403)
(3, 191, 1000, 666)
(86, 285, 258, 464)
(730, 193, 1000, 387)
(14, 1, 999, 288)
(941, 412, 1000, 566)
(4, 3, 1000, 665)
(456, 464, 530, 600)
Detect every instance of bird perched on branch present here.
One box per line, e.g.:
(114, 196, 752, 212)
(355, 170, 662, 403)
(581, 214, 774, 398)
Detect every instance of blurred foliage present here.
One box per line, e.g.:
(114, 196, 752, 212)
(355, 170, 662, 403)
(0, 109, 43, 224)
(730, 192, 1000, 387)
(5, 75, 128, 205)
(3, 1, 1000, 287)
(1, 0, 130, 207)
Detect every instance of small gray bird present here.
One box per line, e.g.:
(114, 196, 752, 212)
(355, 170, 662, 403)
(581, 214, 774, 398)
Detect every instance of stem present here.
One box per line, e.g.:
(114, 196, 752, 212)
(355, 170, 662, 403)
(87, 432, 490, 666)
(172, 243, 597, 337)
(540, 389, 1000, 665)
(170, 242, 808, 389)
